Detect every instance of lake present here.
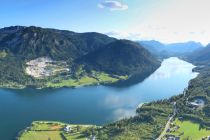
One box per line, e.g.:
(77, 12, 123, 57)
(0, 57, 198, 140)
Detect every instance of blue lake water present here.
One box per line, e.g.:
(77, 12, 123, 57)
(0, 57, 198, 140)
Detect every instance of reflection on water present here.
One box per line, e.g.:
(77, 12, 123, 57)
(149, 57, 197, 80)
(103, 58, 198, 120)
(0, 57, 198, 140)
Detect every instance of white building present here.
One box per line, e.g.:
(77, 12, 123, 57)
(64, 125, 72, 132)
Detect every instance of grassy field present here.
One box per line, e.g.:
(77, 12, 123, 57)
(46, 76, 99, 88)
(30, 121, 64, 131)
(46, 78, 80, 88)
(18, 121, 95, 140)
(167, 119, 210, 140)
(97, 72, 128, 83)
(46, 72, 128, 88)
(19, 131, 63, 140)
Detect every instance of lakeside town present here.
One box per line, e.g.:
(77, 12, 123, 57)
(25, 57, 70, 78)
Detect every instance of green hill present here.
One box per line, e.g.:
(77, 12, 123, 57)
(0, 26, 160, 89)
(79, 40, 160, 76)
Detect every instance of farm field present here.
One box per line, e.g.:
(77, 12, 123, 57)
(46, 72, 127, 88)
(166, 119, 210, 140)
(18, 121, 96, 140)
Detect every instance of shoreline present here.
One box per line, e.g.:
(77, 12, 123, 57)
(0, 70, 156, 90)
(16, 68, 199, 139)
(16, 121, 98, 140)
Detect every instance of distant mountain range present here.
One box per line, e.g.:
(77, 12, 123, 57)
(0, 26, 160, 88)
(139, 40, 204, 58)
(187, 43, 210, 65)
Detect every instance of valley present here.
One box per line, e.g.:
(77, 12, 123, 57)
(2, 1, 210, 140)
(0, 26, 208, 139)
(0, 57, 197, 140)
(17, 58, 210, 140)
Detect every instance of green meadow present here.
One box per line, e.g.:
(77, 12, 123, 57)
(168, 119, 210, 140)
(18, 121, 95, 140)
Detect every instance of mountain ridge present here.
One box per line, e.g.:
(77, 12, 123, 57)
(0, 26, 160, 88)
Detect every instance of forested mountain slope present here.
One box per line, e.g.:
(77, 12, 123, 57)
(0, 26, 160, 88)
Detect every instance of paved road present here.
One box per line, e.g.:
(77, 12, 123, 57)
(156, 102, 177, 140)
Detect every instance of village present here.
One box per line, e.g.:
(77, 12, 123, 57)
(25, 57, 70, 78)
(64, 125, 97, 140)
(158, 97, 208, 140)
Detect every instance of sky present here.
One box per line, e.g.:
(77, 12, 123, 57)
(0, 0, 210, 45)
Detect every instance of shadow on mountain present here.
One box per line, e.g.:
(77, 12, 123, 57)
(107, 70, 156, 88)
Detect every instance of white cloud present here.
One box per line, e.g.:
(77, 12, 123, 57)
(98, 0, 128, 11)
(132, 0, 210, 45)
(105, 0, 210, 45)
(106, 31, 141, 40)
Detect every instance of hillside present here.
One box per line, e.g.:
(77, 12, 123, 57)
(0, 26, 160, 89)
(79, 40, 160, 76)
(139, 40, 167, 58)
(0, 26, 116, 60)
(187, 43, 210, 65)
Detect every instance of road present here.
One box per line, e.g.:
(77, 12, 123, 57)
(156, 102, 177, 140)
